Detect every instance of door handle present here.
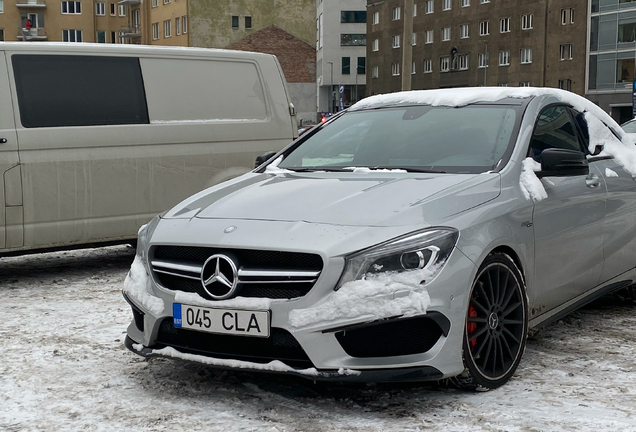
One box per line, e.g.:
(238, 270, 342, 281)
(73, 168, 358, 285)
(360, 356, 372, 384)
(586, 174, 601, 188)
(0, 138, 7, 144)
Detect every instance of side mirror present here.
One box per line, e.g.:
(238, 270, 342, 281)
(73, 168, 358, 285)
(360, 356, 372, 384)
(254, 151, 277, 169)
(536, 148, 589, 178)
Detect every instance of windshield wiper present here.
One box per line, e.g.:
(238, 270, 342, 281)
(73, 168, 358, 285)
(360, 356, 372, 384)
(282, 167, 350, 172)
(368, 166, 447, 173)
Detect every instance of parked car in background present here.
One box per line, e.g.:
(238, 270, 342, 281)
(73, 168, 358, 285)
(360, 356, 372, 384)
(124, 88, 636, 390)
(0, 42, 296, 256)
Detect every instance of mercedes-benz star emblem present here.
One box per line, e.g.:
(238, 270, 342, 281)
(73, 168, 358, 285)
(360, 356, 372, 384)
(200, 254, 238, 299)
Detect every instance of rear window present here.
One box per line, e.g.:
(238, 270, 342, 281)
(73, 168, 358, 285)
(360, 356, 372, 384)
(12, 54, 149, 128)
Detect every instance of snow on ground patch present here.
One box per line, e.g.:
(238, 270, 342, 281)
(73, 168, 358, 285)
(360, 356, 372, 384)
(289, 268, 432, 329)
(122, 255, 164, 315)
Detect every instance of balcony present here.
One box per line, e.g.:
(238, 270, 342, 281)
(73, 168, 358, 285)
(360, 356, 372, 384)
(117, 0, 141, 5)
(16, 0, 47, 8)
(16, 27, 48, 40)
(119, 24, 141, 38)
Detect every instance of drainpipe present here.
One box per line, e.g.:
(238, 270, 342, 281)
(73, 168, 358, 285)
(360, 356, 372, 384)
(402, 0, 414, 91)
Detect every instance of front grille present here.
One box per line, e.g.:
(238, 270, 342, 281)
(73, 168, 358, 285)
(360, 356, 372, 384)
(150, 246, 323, 301)
(335, 317, 443, 358)
(155, 318, 313, 368)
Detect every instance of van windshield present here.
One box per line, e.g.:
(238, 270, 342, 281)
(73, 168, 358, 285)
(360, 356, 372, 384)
(279, 105, 520, 174)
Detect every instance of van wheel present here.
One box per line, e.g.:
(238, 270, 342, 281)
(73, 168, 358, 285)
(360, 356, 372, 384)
(454, 253, 528, 390)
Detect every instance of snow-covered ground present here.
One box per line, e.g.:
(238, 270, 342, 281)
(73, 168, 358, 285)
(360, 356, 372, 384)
(1, 245, 636, 431)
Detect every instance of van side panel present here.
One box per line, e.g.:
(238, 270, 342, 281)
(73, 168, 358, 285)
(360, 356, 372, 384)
(5, 49, 294, 252)
(0, 51, 20, 251)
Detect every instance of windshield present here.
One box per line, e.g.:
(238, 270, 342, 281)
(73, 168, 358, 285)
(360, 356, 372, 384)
(278, 105, 520, 174)
(622, 119, 636, 133)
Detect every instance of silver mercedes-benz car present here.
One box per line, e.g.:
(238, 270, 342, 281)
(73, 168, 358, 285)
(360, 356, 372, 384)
(123, 88, 636, 390)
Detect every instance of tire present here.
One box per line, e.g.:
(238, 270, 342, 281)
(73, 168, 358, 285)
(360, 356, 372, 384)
(454, 253, 528, 390)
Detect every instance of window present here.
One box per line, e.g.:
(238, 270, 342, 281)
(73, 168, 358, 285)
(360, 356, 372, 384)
(110, 30, 116, 43)
(499, 50, 510, 66)
(152, 22, 159, 40)
(231, 15, 238, 29)
(372, 65, 379, 78)
(617, 58, 635, 82)
(529, 105, 583, 161)
(561, 8, 574, 25)
(245, 16, 252, 29)
(341, 11, 366, 23)
(118, 5, 125, 16)
(392, 34, 400, 48)
(372, 11, 379, 25)
(357, 57, 366, 74)
(424, 59, 432, 73)
(393, 7, 401, 20)
(479, 21, 489, 36)
(560, 44, 573, 60)
(12, 55, 149, 128)
(412, 32, 416, 45)
(425, 29, 433, 43)
(412, 61, 416, 74)
(520, 81, 531, 87)
(341, 34, 366, 46)
(61, 1, 81, 14)
(392, 62, 400, 76)
(570, 8, 574, 24)
(481, 0, 490, 3)
(426, 0, 433, 14)
(440, 56, 450, 72)
(521, 48, 532, 64)
(96, 30, 105, 43)
(95, 2, 104, 15)
(461, 0, 469, 6)
(413, 3, 417, 16)
(342, 57, 350, 74)
(478, 52, 488, 68)
(372, 38, 379, 51)
(500, 18, 510, 33)
(558, 79, 572, 91)
(131, 8, 140, 27)
(618, 19, 636, 42)
(110, 2, 115, 15)
(182, 15, 187, 33)
(522, 14, 533, 30)
(0, 1, 3, 13)
(442, 27, 450, 41)
(152, 0, 157, 7)
(163, 0, 169, 4)
(62, 29, 82, 41)
(176, 17, 181, 35)
(498, 83, 508, 87)
(460, 24, 469, 38)
(164, 19, 171, 38)
(458, 53, 469, 70)
(443, 0, 451, 10)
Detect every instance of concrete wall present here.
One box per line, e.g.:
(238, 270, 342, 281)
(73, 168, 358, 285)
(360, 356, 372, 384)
(189, 0, 315, 48)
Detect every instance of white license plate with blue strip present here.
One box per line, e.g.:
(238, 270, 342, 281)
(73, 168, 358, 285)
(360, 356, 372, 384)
(173, 303, 270, 338)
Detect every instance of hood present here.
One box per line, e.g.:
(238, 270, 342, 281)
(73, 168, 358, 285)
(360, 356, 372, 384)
(164, 172, 501, 227)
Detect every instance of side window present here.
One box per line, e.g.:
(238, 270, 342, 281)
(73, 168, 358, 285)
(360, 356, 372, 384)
(11, 54, 149, 128)
(528, 105, 585, 161)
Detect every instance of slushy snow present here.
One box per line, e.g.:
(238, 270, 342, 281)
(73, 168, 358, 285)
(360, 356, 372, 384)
(122, 255, 164, 315)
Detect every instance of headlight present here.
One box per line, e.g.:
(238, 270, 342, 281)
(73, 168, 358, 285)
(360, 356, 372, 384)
(336, 228, 459, 290)
(136, 213, 162, 264)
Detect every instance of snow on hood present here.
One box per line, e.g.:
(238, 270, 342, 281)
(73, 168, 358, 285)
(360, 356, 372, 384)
(288, 266, 434, 329)
(165, 172, 500, 227)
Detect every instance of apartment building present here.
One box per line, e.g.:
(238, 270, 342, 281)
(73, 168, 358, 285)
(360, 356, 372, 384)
(366, 0, 586, 97)
(317, 0, 368, 114)
(587, 0, 636, 123)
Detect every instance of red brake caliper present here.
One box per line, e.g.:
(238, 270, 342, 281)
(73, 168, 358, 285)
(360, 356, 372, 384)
(467, 304, 478, 350)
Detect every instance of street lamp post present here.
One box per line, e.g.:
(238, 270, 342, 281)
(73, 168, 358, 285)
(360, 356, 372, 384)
(483, 41, 488, 86)
(327, 61, 334, 113)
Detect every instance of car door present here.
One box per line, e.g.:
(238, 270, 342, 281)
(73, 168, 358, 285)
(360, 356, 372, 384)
(0, 52, 21, 251)
(572, 112, 636, 284)
(530, 105, 606, 314)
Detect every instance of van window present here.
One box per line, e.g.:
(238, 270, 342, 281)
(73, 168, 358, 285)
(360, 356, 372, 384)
(12, 55, 149, 128)
(140, 58, 268, 122)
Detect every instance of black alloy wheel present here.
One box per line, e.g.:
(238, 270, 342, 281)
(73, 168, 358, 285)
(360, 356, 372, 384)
(455, 253, 528, 390)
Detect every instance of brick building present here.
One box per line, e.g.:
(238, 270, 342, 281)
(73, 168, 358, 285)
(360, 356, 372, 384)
(228, 25, 317, 124)
(366, 0, 587, 96)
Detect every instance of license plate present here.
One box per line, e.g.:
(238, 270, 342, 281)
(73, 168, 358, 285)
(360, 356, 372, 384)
(173, 303, 270, 338)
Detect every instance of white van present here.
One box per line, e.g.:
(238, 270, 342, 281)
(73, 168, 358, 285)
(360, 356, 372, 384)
(0, 42, 297, 256)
